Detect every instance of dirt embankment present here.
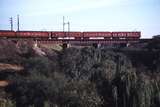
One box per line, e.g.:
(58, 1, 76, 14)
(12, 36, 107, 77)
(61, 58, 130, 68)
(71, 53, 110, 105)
(0, 81, 9, 87)
(0, 39, 32, 87)
(0, 39, 55, 87)
(0, 63, 23, 71)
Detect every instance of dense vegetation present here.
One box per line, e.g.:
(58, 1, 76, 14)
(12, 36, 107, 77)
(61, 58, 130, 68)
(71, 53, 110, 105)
(0, 39, 160, 107)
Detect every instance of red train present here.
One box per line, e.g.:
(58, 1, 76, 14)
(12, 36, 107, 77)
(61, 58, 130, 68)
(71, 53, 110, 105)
(0, 30, 141, 40)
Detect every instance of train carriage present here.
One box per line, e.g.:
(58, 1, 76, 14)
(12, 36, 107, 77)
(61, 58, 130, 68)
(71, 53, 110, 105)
(83, 32, 112, 37)
(112, 32, 127, 38)
(112, 32, 141, 39)
(67, 32, 81, 37)
(126, 32, 141, 38)
(67, 32, 82, 40)
(16, 31, 49, 38)
(0, 30, 15, 38)
(51, 32, 65, 38)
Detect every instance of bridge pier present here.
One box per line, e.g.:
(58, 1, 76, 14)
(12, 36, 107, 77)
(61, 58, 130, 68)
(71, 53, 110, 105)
(126, 43, 130, 47)
(92, 43, 101, 48)
(34, 40, 38, 47)
(62, 43, 70, 49)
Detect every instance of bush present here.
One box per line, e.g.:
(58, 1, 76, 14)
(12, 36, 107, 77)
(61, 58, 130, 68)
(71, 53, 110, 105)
(24, 56, 56, 77)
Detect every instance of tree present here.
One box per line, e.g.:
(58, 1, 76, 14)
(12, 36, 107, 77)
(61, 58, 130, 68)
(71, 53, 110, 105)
(60, 47, 101, 80)
(24, 56, 56, 77)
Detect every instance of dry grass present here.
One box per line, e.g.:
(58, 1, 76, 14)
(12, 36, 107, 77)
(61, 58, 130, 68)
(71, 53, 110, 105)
(40, 44, 62, 51)
(0, 81, 9, 87)
(0, 63, 23, 71)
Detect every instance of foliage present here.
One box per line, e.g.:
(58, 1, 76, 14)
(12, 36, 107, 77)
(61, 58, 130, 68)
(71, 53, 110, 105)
(60, 47, 101, 80)
(3, 46, 160, 107)
(23, 56, 56, 77)
(61, 80, 103, 107)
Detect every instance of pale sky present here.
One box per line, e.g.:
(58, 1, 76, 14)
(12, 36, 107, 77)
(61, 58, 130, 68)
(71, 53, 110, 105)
(0, 0, 160, 38)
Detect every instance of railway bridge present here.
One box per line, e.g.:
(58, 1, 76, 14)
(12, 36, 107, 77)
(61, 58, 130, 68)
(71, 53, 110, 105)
(34, 38, 139, 48)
